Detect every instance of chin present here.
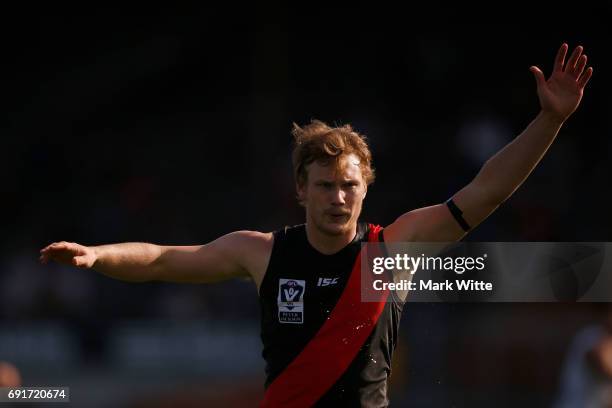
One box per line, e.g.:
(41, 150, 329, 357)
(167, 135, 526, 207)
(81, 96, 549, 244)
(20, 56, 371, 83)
(320, 220, 351, 236)
(322, 225, 345, 236)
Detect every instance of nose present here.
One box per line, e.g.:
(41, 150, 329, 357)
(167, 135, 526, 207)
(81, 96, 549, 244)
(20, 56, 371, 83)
(331, 187, 346, 205)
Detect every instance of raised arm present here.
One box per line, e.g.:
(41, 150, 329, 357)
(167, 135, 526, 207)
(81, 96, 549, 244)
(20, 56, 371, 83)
(385, 43, 593, 243)
(40, 231, 273, 287)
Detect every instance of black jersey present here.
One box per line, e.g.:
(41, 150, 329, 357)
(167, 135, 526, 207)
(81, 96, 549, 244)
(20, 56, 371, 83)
(259, 222, 404, 407)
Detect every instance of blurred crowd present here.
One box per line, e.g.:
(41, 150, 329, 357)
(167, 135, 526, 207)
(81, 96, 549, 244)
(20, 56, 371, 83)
(2, 9, 611, 407)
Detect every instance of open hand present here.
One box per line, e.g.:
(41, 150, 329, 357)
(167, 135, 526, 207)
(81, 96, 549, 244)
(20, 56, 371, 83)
(40, 241, 97, 268)
(530, 44, 593, 123)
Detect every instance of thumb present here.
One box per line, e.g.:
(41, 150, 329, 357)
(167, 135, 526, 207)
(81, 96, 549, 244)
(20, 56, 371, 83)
(530, 66, 546, 88)
(72, 255, 90, 268)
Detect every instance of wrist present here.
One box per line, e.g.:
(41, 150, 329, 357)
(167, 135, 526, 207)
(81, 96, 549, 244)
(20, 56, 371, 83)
(91, 246, 101, 268)
(538, 109, 567, 127)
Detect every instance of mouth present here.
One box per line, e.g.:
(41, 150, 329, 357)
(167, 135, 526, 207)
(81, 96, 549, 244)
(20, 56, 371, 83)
(326, 212, 350, 222)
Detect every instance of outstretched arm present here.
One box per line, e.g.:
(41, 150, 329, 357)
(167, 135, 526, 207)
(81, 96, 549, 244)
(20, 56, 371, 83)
(385, 44, 593, 242)
(40, 231, 273, 285)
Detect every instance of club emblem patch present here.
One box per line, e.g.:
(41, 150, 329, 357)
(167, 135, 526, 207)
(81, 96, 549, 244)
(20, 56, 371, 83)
(278, 279, 305, 324)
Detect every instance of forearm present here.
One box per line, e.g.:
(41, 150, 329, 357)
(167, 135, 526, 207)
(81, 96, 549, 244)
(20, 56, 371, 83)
(92, 242, 163, 282)
(474, 110, 564, 204)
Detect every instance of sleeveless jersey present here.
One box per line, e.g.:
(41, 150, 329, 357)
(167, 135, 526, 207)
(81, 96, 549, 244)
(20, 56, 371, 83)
(258, 222, 404, 407)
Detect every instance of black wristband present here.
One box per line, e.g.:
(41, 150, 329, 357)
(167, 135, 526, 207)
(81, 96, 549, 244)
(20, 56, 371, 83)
(446, 198, 471, 232)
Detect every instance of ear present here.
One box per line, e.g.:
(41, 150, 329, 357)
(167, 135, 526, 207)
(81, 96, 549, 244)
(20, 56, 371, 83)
(362, 183, 368, 199)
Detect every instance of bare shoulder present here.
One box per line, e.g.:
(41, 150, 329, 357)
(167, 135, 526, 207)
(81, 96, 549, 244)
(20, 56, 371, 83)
(229, 230, 274, 254)
(229, 230, 274, 290)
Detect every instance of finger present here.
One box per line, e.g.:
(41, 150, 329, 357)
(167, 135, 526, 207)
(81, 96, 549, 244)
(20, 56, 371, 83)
(578, 67, 593, 88)
(573, 54, 587, 79)
(41, 244, 56, 252)
(72, 256, 88, 267)
(565, 45, 583, 72)
(41, 244, 58, 252)
(530, 66, 546, 88)
(554, 43, 568, 72)
(43, 245, 64, 254)
(52, 242, 73, 251)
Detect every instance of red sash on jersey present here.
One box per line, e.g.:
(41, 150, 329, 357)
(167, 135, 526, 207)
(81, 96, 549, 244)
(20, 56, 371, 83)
(260, 224, 389, 407)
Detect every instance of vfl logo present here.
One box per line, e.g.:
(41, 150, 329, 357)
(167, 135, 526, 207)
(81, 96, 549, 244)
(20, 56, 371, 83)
(317, 277, 339, 287)
(278, 279, 305, 324)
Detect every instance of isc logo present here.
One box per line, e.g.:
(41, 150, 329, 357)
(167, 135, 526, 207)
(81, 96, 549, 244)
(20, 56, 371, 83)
(317, 277, 339, 287)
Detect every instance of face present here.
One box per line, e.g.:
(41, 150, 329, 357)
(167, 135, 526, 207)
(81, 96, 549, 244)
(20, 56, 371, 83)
(298, 153, 368, 236)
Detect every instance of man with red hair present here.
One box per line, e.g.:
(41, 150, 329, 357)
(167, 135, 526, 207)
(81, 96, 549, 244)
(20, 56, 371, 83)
(41, 44, 592, 407)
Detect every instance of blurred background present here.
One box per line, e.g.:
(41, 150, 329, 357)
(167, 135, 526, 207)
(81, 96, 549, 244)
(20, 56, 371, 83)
(2, 6, 611, 407)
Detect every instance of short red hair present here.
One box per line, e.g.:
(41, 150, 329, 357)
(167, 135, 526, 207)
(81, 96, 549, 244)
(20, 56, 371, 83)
(291, 120, 375, 187)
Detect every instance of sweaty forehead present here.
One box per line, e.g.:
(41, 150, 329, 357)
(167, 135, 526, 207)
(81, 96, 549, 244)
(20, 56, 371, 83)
(307, 153, 363, 181)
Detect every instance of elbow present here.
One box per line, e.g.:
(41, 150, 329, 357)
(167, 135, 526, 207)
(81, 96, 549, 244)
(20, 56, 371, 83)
(146, 245, 166, 282)
(468, 178, 506, 209)
(474, 161, 517, 206)
(486, 189, 511, 208)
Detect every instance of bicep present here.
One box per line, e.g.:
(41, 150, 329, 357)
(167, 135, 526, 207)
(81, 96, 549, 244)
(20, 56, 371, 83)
(384, 181, 500, 242)
(153, 231, 255, 283)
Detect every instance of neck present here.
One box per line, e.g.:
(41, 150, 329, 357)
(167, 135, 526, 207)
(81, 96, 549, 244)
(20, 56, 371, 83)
(305, 221, 357, 255)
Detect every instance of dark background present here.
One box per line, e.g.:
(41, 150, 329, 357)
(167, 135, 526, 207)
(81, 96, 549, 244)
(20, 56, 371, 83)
(2, 7, 611, 407)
